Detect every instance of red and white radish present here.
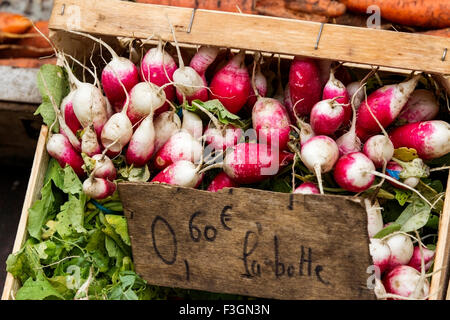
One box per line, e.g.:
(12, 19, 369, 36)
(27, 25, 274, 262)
(397, 89, 439, 124)
(189, 46, 220, 78)
(126, 81, 166, 125)
(355, 75, 420, 141)
(363, 135, 394, 168)
(60, 91, 81, 135)
(207, 171, 239, 192)
(126, 114, 156, 167)
(385, 233, 414, 270)
(288, 57, 321, 117)
(181, 109, 203, 140)
(293, 182, 319, 195)
(152, 160, 203, 188)
(81, 124, 101, 157)
(153, 130, 203, 170)
(369, 238, 391, 275)
(91, 154, 116, 181)
(209, 51, 251, 114)
(383, 265, 429, 300)
(346, 81, 365, 110)
(407, 246, 435, 272)
(333, 152, 375, 193)
(310, 98, 345, 136)
(322, 69, 351, 125)
(300, 135, 339, 194)
(82, 177, 116, 200)
(204, 124, 242, 151)
(47, 133, 85, 178)
(153, 110, 182, 153)
(247, 58, 268, 109)
(389, 120, 450, 160)
(365, 198, 384, 238)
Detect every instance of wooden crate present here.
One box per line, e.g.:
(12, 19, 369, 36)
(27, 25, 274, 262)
(3, 0, 450, 299)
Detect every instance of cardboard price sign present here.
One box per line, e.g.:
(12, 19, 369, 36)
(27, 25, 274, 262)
(118, 183, 376, 300)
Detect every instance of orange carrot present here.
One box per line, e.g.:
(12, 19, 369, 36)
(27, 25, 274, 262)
(419, 27, 450, 38)
(341, 0, 450, 29)
(0, 12, 32, 34)
(286, 0, 346, 18)
(255, 0, 328, 22)
(18, 21, 51, 49)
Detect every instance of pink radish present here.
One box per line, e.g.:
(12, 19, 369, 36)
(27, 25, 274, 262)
(288, 57, 321, 117)
(81, 124, 101, 157)
(365, 198, 384, 238)
(397, 89, 439, 124)
(383, 265, 429, 300)
(209, 51, 251, 114)
(153, 130, 203, 170)
(317, 59, 332, 88)
(369, 238, 391, 275)
(140, 38, 177, 116)
(212, 143, 291, 184)
(152, 160, 203, 188)
(91, 154, 116, 181)
(126, 81, 166, 125)
(363, 135, 394, 168)
(407, 246, 435, 272)
(333, 152, 375, 193)
(322, 69, 351, 125)
(389, 120, 450, 160)
(47, 133, 85, 178)
(126, 114, 156, 167)
(293, 182, 319, 194)
(153, 110, 182, 153)
(346, 81, 365, 110)
(181, 109, 203, 140)
(385, 233, 414, 270)
(246, 58, 268, 109)
(204, 124, 242, 151)
(300, 135, 339, 194)
(355, 75, 420, 141)
(207, 171, 239, 192)
(82, 177, 116, 200)
(60, 91, 81, 135)
(310, 98, 345, 136)
(189, 46, 220, 77)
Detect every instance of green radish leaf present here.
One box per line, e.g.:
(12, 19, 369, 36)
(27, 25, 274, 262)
(394, 189, 411, 206)
(373, 223, 402, 239)
(105, 215, 131, 246)
(16, 273, 65, 300)
(395, 199, 431, 232)
(35, 64, 70, 132)
(55, 194, 87, 239)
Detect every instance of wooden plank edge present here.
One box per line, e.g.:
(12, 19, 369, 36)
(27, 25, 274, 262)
(48, 0, 450, 75)
(1, 125, 49, 300)
(429, 172, 450, 300)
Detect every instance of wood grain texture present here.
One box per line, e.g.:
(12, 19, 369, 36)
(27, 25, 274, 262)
(429, 172, 450, 300)
(48, 0, 450, 74)
(118, 182, 376, 300)
(1, 125, 49, 300)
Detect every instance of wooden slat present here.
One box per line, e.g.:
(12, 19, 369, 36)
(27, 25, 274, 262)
(429, 172, 450, 300)
(48, 0, 450, 74)
(1, 126, 49, 300)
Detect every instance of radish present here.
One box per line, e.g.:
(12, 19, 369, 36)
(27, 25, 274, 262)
(397, 89, 439, 124)
(204, 124, 242, 151)
(125, 114, 156, 167)
(300, 135, 339, 194)
(152, 160, 203, 188)
(70, 31, 139, 109)
(346, 81, 365, 110)
(209, 51, 251, 114)
(91, 154, 116, 181)
(288, 57, 321, 117)
(126, 81, 166, 125)
(81, 124, 101, 157)
(385, 233, 414, 270)
(60, 91, 81, 135)
(365, 198, 384, 238)
(207, 171, 238, 192)
(189, 46, 220, 77)
(355, 75, 420, 141)
(181, 109, 203, 140)
(310, 98, 345, 136)
(369, 238, 391, 275)
(217, 142, 291, 184)
(153, 110, 182, 153)
(383, 265, 429, 300)
(363, 135, 394, 168)
(47, 133, 85, 178)
(389, 120, 450, 160)
(322, 69, 351, 125)
(140, 38, 177, 116)
(317, 59, 332, 88)
(82, 177, 116, 200)
(334, 152, 375, 193)
(246, 58, 268, 109)
(407, 246, 435, 272)
(153, 130, 203, 170)
(293, 182, 319, 194)
(166, 21, 208, 105)
(336, 89, 363, 156)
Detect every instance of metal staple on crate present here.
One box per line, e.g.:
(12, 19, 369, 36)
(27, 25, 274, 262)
(187, 8, 196, 33)
(60, 3, 65, 15)
(315, 23, 324, 50)
(442, 48, 447, 62)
